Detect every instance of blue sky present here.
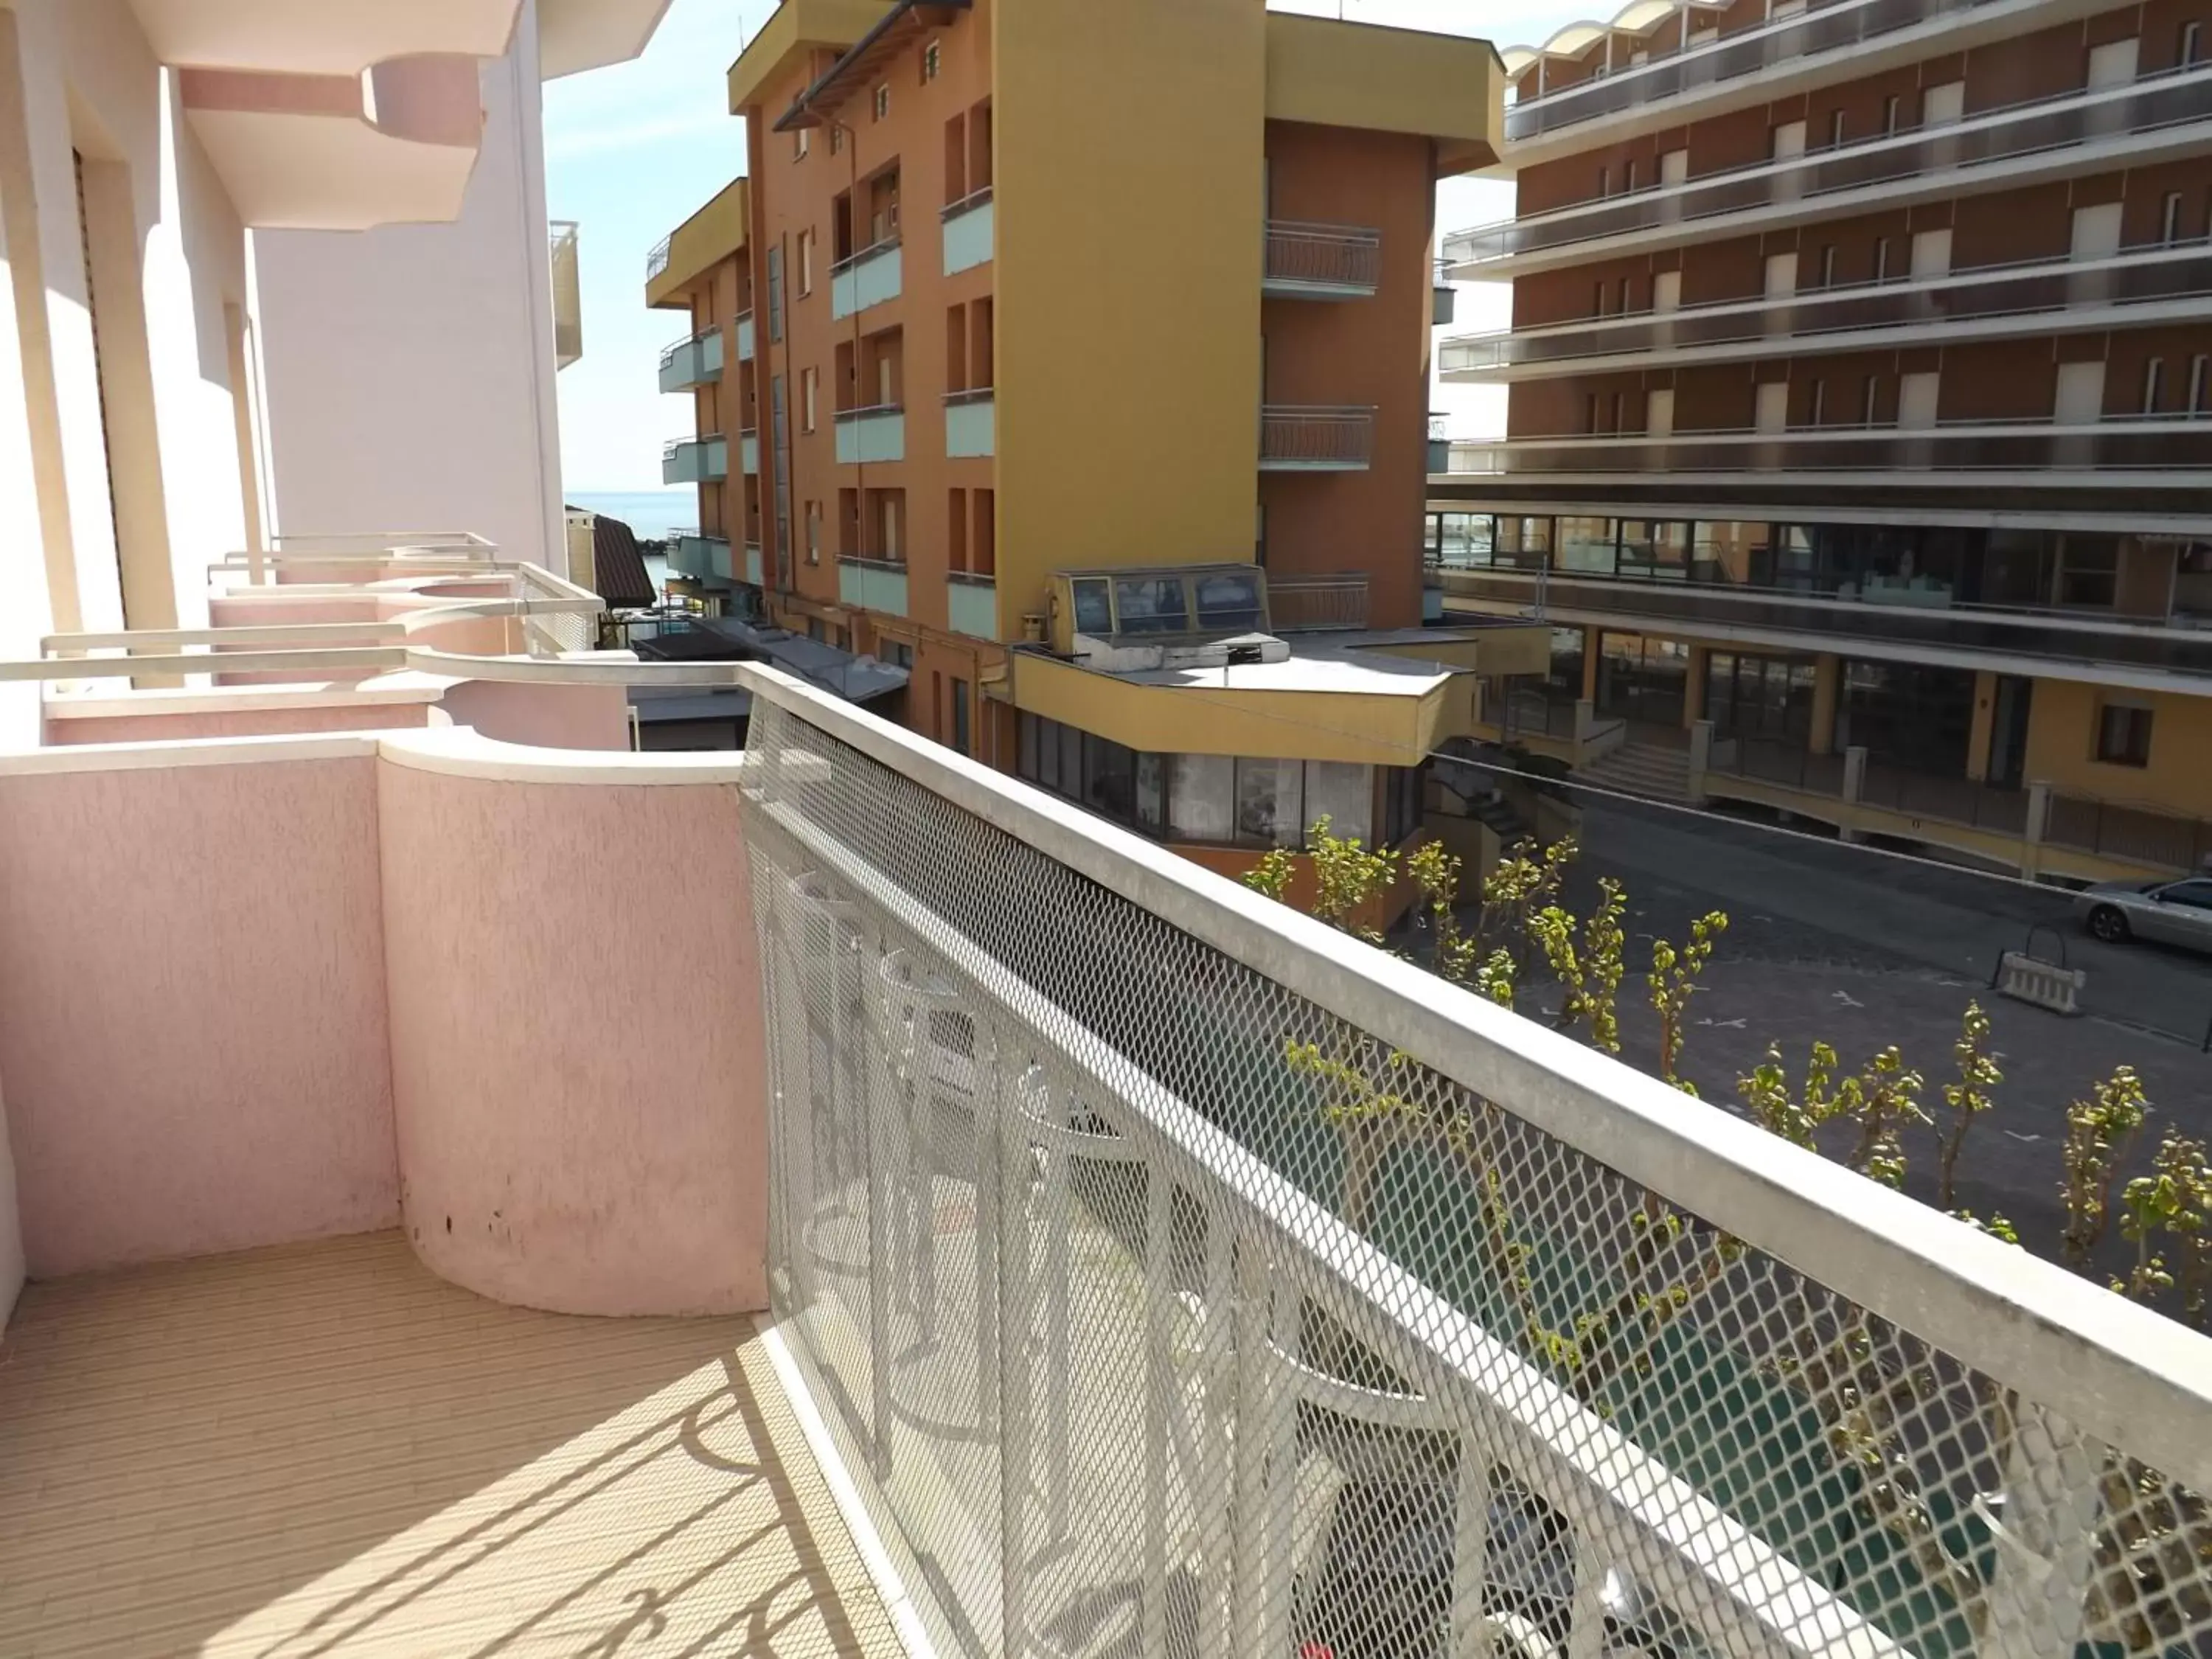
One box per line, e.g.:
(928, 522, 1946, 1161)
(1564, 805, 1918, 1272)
(543, 0, 1588, 492)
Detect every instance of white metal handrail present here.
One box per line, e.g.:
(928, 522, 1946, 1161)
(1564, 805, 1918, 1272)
(742, 661, 2212, 1659)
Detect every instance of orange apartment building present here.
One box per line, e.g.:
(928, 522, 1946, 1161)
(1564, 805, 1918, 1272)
(1430, 0, 2212, 881)
(652, 0, 1554, 887)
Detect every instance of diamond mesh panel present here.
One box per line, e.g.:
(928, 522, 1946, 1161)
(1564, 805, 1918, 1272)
(741, 692, 2212, 1659)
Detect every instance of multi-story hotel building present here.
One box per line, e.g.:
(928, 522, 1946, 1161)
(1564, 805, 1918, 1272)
(1432, 0, 2212, 881)
(652, 0, 1556, 891)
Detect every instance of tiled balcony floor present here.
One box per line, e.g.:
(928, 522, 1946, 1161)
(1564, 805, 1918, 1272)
(0, 1231, 902, 1658)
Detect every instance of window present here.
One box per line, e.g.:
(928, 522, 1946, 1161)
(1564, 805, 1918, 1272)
(1070, 577, 1112, 635)
(1305, 762, 1374, 844)
(2160, 879, 2212, 910)
(1134, 752, 1166, 836)
(2183, 21, 2204, 64)
(1617, 275, 1631, 313)
(2057, 534, 2121, 606)
(793, 127, 810, 160)
(947, 487, 967, 572)
(950, 678, 970, 755)
(766, 246, 785, 343)
(1234, 758, 1304, 848)
(804, 500, 821, 564)
(801, 366, 818, 431)
(1596, 164, 1610, 197)
(1861, 375, 1880, 425)
(1169, 754, 1234, 843)
(1874, 237, 1891, 282)
(2191, 353, 2208, 414)
(1592, 279, 1607, 318)
(1817, 244, 1836, 288)
(873, 84, 890, 121)
(1882, 94, 1901, 133)
(830, 124, 844, 155)
(1827, 109, 1845, 147)
(2096, 700, 2153, 766)
(1114, 576, 1189, 634)
(922, 40, 941, 81)
(2163, 191, 2185, 245)
(1194, 570, 1263, 633)
(2144, 356, 2166, 414)
(883, 639, 914, 670)
(1624, 158, 1637, 192)
(798, 229, 814, 295)
(1808, 378, 1826, 425)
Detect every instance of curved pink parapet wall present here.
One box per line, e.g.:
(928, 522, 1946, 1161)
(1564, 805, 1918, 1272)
(436, 678, 632, 751)
(45, 699, 436, 745)
(377, 747, 767, 1315)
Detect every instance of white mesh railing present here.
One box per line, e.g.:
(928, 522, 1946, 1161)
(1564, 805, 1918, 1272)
(738, 667, 2212, 1659)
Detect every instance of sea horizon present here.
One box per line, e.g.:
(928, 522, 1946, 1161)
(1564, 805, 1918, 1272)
(566, 489, 692, 541)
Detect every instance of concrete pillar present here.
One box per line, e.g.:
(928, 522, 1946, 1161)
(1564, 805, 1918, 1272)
(1579, 625, 1602, 702)
(1840, 745, 1868, 844)
(1965, 669, 1997, 782)
(2023, 780, 2051, 880)
(1688, 718, 1714, 806)
(1683, 644, 1710, 731)
(1809, 653, 1841, 755)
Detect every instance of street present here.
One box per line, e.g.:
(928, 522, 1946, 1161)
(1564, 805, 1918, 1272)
(1472, 793, 2212, 1265)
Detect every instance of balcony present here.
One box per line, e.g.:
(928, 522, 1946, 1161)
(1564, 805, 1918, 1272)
(1504, 0, 2083, 144)
(550, 221, 581, 369)
(942, 187, 993, 275)
(662, 434, 727, 484)
(745, 541, 765, 586)
(945, 387, 994, 458)
(735, 308, 756, 362)
(830, 237, 902, 321)
(1265, 572, 1370, 631)
(1262, 219, 1381, 299)
(740, 426, 761, 476)
(835, 404, 905, 465)
(947, 571, 996, 638)
(836, 555, 908, 614)
(1459, 60, 2212, 275)
(1436, 565, 2212, 676)
(1443, 240, 2212, 380)
(658, 324, 724, 392)
(1446, 414, 2212, 482)
(0, 653, 2207, 1656)
(667, 529, 731, 582)
(1258, 404, 1375, 471)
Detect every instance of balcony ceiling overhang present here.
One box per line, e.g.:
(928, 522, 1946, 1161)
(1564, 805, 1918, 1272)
(179, 60, 482, 230)
(129, 0, 521, 75)
(538, 0, 678, 80)
(772, 0, 970, 131)
(727, 0, 900, 116)
(647, 178, 751, 309)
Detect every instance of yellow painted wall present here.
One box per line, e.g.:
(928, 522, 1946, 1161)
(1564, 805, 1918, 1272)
(1012, 653, 1461, 766)
(1372, 624, 1551, 677)
(993, 0, 1266, 631)
(2025, 678, 2212, 816)
(646, 178, 749, 310)
(1263, 13, 1502, 174)
(726, 0, 886, 114)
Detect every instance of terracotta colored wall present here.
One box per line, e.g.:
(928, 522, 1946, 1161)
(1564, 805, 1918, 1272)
(377, 759, 768, 1315)
(0, 752, 398, 1276)
(436, 678, 633, 751)
(44, 700, 434, 745)
(1259, 119, 1434, 630)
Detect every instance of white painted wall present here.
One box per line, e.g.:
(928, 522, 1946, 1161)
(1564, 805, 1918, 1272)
(251, 1, 567, 571)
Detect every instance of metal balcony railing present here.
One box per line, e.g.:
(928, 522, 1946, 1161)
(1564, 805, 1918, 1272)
(1262, 220, 1381, 296)
(1462, 60, 2212, 266)
(1263, 573, 1368, 632)
(646, 232, 672, 282)
(658, 324, 725, 392)
(1442, 240, 2212, 375)
(1507, 0, 2023, 140)
(1258, 404, 1375, 470)
(740, 666, 2212, 1659)
(1446, 414, 2212, 477)
(2047, 790, 2212, 870)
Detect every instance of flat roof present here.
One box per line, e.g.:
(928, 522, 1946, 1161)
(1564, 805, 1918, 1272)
(1114, 639, 1462, 698)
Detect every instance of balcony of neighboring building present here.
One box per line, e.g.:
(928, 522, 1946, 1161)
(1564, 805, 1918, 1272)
(942, 186, 995, 275)
(645, 179, 750, 311)
(1258, 404, 1377, 470)
(663, 434, 728, 484)
(1455, 56, 2212, 277)
(667, 529, 734, 584)
(1498, 0, 2124, 154)
(831, 237, 904, 321)
(836, 556, 909, 616)
(944, 386, 995, 458)
(0, 656, 2206, 1659)
(735, 308, 757, 363)
(1262, 220, 1382, 299)
(658, 324, 724, 392)
(1444, 237, 2212, 381)
(835, 404, 906, 465)
(550, 220, 582, 369)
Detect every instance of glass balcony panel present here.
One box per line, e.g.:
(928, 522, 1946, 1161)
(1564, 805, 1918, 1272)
(830, 239, 902, 321)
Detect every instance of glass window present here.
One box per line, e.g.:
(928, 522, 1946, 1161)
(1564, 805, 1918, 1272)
(1618, 521, 1689, 581)
(1837, 661, 1975, 776)
(2096, 700, 2153, 767)
(1382, 765, 1425, 846)
(1235, 757, 1305, 847)
(1305, 762, 1373, 844)
(1134, 751, 1166, 836)
(1070, 578, 1112, 636)
(1082, 734, 1135, 819)
(1168, 754, 1234, 842)
(1037, 716, 1060, 791)
(1194, 570, 1264, 633)
(1978, 529, 2055, 608)
(2160, 879, 2212, 910)
(1556, 516, 1618, 574)
(1018, 712, 1038, 781)
(951, 678, 970, 755)
(1692, 521, 1768, 586)
(1114, 576, 1190, 634)
(1058, 722, 1082, 796)
(2057, 535, 2120, 609)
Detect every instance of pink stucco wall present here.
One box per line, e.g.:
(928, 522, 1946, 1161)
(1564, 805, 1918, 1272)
(437, 678, 632, 751)
(377, 760, 767, 1315)
(45, 700, 434, 745)
(0, 756, 400, 1276)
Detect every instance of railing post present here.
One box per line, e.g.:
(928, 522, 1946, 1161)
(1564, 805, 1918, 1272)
(2023, 780, 2051, 880)
(1688, 717, 1714, 806)
(1840, 745, 1868, 843)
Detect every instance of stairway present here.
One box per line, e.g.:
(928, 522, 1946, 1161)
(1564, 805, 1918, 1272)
(1576, 740, 1691, 804)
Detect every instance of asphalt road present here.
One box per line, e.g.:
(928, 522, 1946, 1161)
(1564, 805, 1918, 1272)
(1469, 793, 2212, 1269)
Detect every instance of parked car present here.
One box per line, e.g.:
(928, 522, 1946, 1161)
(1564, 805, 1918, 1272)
(2074, 876, 2212, 951)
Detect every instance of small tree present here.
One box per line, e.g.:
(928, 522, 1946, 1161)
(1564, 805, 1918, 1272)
(2060, 1066, 2148, 1270)
(1651, 911, 1728, 1091)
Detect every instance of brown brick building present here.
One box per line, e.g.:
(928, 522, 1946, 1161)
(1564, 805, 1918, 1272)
(1430, 0, 2212, 880)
